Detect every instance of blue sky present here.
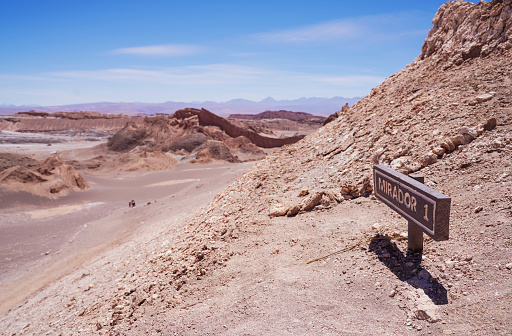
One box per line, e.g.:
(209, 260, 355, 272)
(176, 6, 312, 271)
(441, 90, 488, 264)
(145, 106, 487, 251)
(0, 0, 463, 106)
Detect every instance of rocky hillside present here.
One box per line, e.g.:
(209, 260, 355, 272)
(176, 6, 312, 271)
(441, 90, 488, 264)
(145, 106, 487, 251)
(198, 0, 512, 238)
(70, 0, 512, 332)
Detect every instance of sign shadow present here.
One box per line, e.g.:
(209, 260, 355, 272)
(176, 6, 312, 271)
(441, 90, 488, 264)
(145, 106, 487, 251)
(369, 234, 448, 305)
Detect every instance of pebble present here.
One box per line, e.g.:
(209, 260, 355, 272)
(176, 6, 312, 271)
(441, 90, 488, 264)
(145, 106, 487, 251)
(506, 263, 512, 270)
(474, 206, 483, 213)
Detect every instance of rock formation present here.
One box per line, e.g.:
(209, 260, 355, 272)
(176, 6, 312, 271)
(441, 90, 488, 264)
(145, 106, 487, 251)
(228, 110, 326, 122)
(421, 0, 512, 68)
(173, 108, 305, 148)
(0, 153, 89, 199)
(106, 108, 304, 163)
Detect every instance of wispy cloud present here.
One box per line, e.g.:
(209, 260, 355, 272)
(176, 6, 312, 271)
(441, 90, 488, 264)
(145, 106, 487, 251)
(44, 64, 383, 93)
(45, 64, 267, 84)
(253, 12, 425, 44)
(255, 20, 362, 43)
(112, 44, 203, 56)
(0, 73, 60, 81)
(1, 64, 384, 105)
(316, 75, 384, 85)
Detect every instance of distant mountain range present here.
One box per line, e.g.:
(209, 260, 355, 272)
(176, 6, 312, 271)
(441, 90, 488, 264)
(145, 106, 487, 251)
(0, 96, 360, 117)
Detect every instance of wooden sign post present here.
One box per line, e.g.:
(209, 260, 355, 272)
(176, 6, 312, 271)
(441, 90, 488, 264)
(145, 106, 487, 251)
(373, 164, 451, 253)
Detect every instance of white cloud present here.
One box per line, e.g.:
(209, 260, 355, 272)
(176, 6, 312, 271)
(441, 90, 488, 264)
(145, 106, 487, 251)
(112, 44, 202, 56)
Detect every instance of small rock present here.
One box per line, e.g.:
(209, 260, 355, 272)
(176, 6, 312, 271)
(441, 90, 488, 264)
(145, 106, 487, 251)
(389, 289, 397, 297)
(505, 263, 512, 270)
(462, 133, 475, 144)
(474, 206, 483, 213)
(113, 305, 124, 313)
(475, 93, 493, 103)
(298, 187, 309, 197)
(475, 125, 485, 136)
(432, 147, 446, 156)
(286, 204, 301, 217)
(341, 185, 357, 195)
(458, 126, 478, 138)
(333, 193, 345, 203)
(416, 306, 441, 323)
(440, 140, 455, 152)
(451, 135, 467, 147)
(422, 153, 438, 167)
(483, 117, 497, 131)
(301, 192, 324, 211)
(269, 204, 290, 217)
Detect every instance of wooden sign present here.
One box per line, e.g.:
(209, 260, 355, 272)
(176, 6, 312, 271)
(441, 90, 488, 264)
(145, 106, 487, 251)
(373, 164, 451, 242)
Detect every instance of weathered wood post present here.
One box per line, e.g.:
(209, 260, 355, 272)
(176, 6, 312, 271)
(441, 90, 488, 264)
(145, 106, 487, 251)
(373, 164, 451, 255)
(407, 174, 425, 254)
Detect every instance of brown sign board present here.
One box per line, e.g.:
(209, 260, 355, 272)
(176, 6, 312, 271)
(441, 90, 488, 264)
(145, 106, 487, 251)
(373, 164, 451, 241)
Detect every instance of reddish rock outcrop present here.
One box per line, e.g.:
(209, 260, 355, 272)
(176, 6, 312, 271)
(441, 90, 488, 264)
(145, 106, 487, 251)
(173, 108, 304, 148)
(229, 110, 325, 122)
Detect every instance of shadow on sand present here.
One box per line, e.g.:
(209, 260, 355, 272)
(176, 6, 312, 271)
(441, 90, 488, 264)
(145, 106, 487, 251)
(369, 234, 448, 305)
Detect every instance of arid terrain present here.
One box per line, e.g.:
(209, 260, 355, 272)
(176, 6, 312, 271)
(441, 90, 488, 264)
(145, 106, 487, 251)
(1, 0, 512, 335)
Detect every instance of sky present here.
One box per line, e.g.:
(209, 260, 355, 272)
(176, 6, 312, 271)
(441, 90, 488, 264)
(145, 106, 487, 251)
(0, 0, 469, 106)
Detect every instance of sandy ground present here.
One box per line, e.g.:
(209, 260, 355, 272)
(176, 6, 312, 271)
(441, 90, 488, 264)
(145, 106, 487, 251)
(0, 160, 255, 316)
